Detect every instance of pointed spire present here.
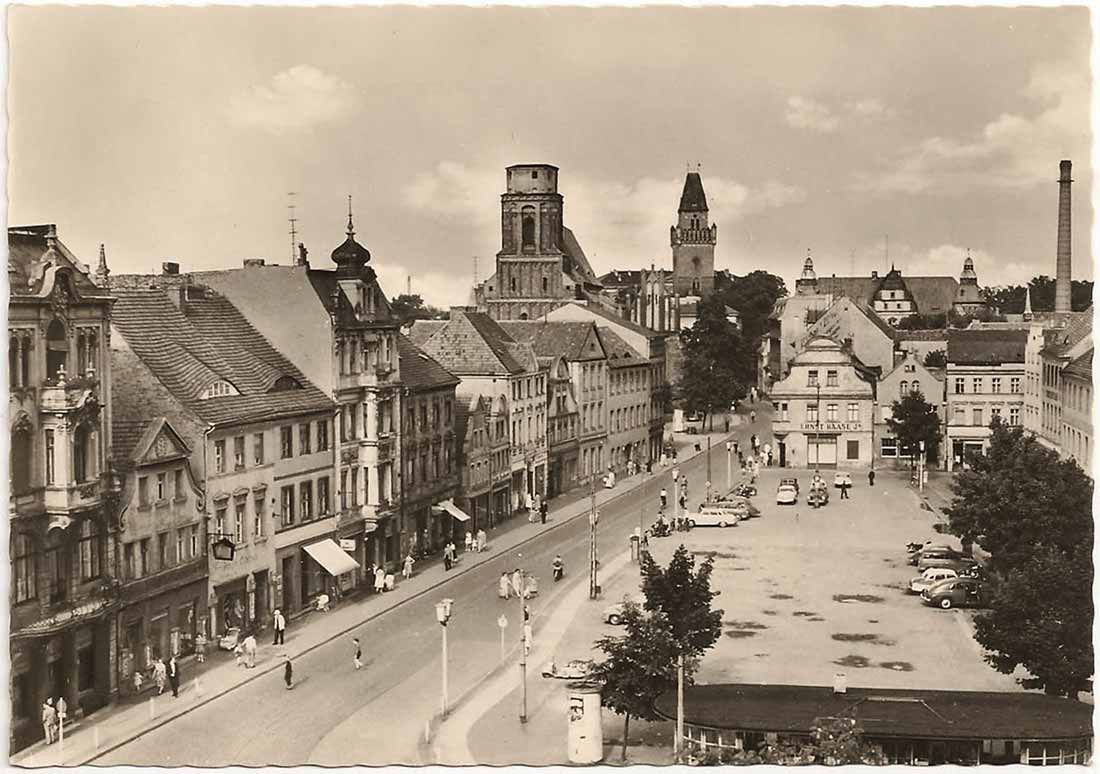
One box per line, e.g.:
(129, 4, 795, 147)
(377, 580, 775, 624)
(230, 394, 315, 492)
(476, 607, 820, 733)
(94, 243, 111, 288)
(346, 194, 355, 238)
(800, 248, 817, 281)
(960, 247, 977, 283)
(1023, 285, 1033, 316)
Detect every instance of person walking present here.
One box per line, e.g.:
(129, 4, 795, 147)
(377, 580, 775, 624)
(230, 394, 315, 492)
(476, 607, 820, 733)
(540, 499, 548, 524)
(498, 571, 511, 600)
(659, 487, 668, 510)
(243, 634, 258, 668)
(840, 481, 850, 500)
(767, 449, 774, 467)
(403, 553, 415, 580)
(464, 530, 473, 554)
(195, 630, 207, 663)
(283, 655, 293, 690)
(443, 542, 453, 571)
(42, 698, 57, 744)
(168, 656, 180, 698)
(868, 469, 876, 487)
(153, 658, 167, 695)
(235, 642, 245, 668)
(750, 409, 757, 424)
(272, 609, 287, 645)
(476, 528, 487, 553)
(512, 568, 524, 599)
(352, 637, 363, 671)
(374, 566, 386, 593)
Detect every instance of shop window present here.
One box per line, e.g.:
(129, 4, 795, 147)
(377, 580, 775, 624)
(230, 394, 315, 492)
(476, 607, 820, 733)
(77, 639, 95, 692)
(880, 437, 898, 458)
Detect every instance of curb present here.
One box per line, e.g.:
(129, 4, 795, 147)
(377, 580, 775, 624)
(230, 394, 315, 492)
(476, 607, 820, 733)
(61, 433, 732, 767)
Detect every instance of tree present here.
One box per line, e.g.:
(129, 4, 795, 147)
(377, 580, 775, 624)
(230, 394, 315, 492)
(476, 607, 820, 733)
(945, 421, 1094, 696)
(884, 392, 942, 466)
(715, 271, 787, 382)
(591, 603, 679, 760)
(676, 295, 753, 428)
(640, 544, 723, 761)
(389, 293, 446, 325)
(922, 350, 946, 369)
(982, 277, 1094, 314)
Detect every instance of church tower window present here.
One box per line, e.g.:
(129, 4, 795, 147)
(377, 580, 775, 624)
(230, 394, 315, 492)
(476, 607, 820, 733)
(521, 206, 536, 251)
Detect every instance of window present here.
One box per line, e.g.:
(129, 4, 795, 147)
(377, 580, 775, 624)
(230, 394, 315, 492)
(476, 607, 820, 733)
(542, 277, 548, 293)
(159, 531, 171, 569)
(991, 407, 1001, 421)
(176, 530, 185, 563)
(300, 480, 313, 521)
(350, 467, 359, 506)
(281, 426, 293, 459)
(281, 486, 295, 527)
(10, 427, 32, 494)
(13, 533, 36, 603)
(233, 499, 245, 543)
(807, 404, 818, 423)
(73, 424, 92, 483)
(254, 497, 265, 538)
(174, 469, 185, 500)
(954, 378, 965, 394)
(826, 370, 838, 387)
(299, 423, 311, 455)
(911, 380, 921, 396)
(123, 542, 136, 580)
(900, 380, 908, 397)
(807, 370, 819, 387)
(350, 406, 358, 439)
(340, 469, 348, 510)
(77, 520, 102, 579)
(510, 277, 517, 292)
(954, 405, 966, 422)
(215, 440, 226, 473)
(139, 476, 150, 506)
(826, 404, 838, 422)
(847, 403, 859, 422)
(45, 430, 55, 485)
(521, 206, 536, 250)
(846, 440, 860, 460)
(317, 420, 329, 451)
(215, 504, 227, 536)
(318, 476, 330, 515)
(139, 538, 150, 577)
(46, 319, 68, 379)
(156, 472, 166, 501)
(973, 408, 984, 426)
(445, 400, 452, 425)
(991, 377, 1001, 394)
(1011, 377, 1021, 393)
(253, 433, 265, 465)
(420, 405, 428, 430)
(972, 377, 983, 393)
(880, 437, 898, 458)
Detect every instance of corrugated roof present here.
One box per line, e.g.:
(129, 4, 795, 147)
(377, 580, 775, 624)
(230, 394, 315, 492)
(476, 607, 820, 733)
(947, 328, 1028, 365)
(111, 286, 333, 427)
(395, 334, 459, 392)
(679, 172, 709, 212)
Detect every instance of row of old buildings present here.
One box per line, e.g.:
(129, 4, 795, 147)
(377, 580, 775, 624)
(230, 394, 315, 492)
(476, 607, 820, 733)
(762, 160, 1092, 475)
(7, 208, 669, 750)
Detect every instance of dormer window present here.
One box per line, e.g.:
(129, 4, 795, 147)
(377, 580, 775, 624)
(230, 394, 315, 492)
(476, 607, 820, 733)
(200, 380, 240, 400)
(270, 376, 302, 392)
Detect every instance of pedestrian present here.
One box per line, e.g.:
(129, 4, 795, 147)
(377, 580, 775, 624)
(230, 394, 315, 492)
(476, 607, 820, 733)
(272, 609, 287, 645)
(659, 487, 668, 510)
(679, 493, 687, 514)
(234, 643, 244, 668)
(476, 528, 487, 553)
(42, 698, 57, 744)
(841, 482, 850, 500)
(738, 451, 744, 467)
(499, 571, 512, 600)
(640, 532, 649, 553)
(243, 634, 257, 668)
(464, 531, 473, 554)
(767, 449, 774, 467)
(512, 568, 524, 599)
(403, 553, 415, 580)
(168, 656, 180, 697)
(540, 500, 548, 524)
(868, 469, 876, 487)
(352, 637, 363, 671)
(443, 542, 453, 571)
(195, 630, 207, 663)
(283, 655, 293, 690)
(153, 658, 167, 694)
(374, 566, 386, 593)
(132, 669, 144, 694)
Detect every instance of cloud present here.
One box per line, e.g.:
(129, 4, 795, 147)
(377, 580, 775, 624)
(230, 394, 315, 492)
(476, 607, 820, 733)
(230, 66, 359, 133)
(373, 262, 471, 309)
(923, 244, 1035, 286)
(785, 96, 840, 133)
(855, 60, 1089, 194)
(848, 98, 890, 118)
(401, 161, 500, 224)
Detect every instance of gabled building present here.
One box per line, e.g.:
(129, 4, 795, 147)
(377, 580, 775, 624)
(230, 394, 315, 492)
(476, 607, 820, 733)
(875, 350, 946, 466)
(599, 326, 653, 475)
(9, 226, 119, 751)
(544, 357, 580, 497)
(799, 296, 896, 375)
(453, 394, 499, 532)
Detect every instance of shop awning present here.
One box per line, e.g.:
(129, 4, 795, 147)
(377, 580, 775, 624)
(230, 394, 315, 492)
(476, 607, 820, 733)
(304, 539, 360, 577)
(432, 499, 471, 522)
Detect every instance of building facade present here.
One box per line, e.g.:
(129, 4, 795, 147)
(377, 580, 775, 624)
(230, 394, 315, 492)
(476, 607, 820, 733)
(544, 356, 580, 497)
(9, 226, 120, 751)
(944, 329, 1027, 471)
(600, 327, 653, 474)
(671, 171, 717, 297)
(770, 337, 876, 469)
(874, 351, 945, 467)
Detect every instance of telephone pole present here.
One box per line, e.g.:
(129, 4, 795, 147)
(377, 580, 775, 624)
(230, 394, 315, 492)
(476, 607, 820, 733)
(588, 478, 599, 600)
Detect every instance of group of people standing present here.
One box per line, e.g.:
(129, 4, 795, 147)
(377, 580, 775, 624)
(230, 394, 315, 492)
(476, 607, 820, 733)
(40, 696, 68, 745)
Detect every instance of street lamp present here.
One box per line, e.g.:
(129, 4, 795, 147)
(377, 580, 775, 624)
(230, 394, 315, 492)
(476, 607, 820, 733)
(726, 441, 734, 492)
(515, 556, 529, 724)
(435, 598, 453, 717)
(210, 534, 236, 562)
(588, 482, 599, 600)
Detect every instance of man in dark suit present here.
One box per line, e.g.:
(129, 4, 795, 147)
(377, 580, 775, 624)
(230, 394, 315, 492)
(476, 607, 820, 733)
(167, 656, 180, 698)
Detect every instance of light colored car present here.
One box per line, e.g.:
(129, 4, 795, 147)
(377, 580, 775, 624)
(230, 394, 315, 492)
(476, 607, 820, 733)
(917, 548, 979, 573)
(779, 477, 800, 494)
(908, 567, 958, 594)
(921, 577, 987, 609)
(834, 471, 853, 489)
(604, 597, 638, 625)
(700, 501, 753, 520)
(541, 659, 594, 680)
(686, 510, 739, 528)
(776, 484, 798, 505)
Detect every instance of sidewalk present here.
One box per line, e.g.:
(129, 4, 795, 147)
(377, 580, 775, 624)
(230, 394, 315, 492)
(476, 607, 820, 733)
(12, 423, 737, 768)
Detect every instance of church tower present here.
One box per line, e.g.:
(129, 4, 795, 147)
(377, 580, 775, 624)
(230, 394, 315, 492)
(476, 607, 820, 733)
(671, 170, 717, 296)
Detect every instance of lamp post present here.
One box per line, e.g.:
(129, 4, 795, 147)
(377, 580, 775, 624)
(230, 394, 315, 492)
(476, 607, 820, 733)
(705, 435, 713, 504)
(588, 480, 599, 600)
(435, 598, 453, 717)
(726, 441, 733, 492)
(516, 557, 529, 723)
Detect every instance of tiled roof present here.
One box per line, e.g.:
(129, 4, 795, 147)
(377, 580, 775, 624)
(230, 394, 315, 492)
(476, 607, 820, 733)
(395, 334, 459, 392)
(597, 327, 648, 368)
(654, 683, 1092, 741)
(1044, 308, 1093, 357)
(1063, 348, 1092, 381)
(562, 227, 600, 284)
(895, 330, 949, 341)
(111, 286, 334, 427)
(815, 274, 960, 317)
(679, 172, 709, 212)
(411, 311, 525, 376)
(947, 328, 1028, 365)
(557, 301, 665, 339)
(407, 320, 446, 347)
(8, 226, 108, 298)
(497, 321, 604, 362)
(599, 270, 644, 287)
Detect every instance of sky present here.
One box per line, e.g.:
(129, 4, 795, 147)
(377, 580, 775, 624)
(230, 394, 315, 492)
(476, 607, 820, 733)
(8, 6, 1093, 308)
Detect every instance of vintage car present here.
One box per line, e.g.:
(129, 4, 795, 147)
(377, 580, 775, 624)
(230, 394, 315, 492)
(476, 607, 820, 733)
(921, 577, 988, 609)
(917, 547, 980, 573)
(908, 567, 959, 594)
(776, 484, 798, 505)
(541, 659, 594, 680)
(686, 509, 739, 528)
(779, 477, 800, 494)
(834, 471, 853, 489)
(604, 596, 639, 625)
(807, 487, 829, 508)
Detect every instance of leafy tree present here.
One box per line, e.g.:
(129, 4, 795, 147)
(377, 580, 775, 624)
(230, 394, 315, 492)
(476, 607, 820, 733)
(715, 270, 787, 367)
(676, 295, 753, 428)
(591, 602, 679, 760)
(922, 349, 946, 369)
(390, 293, 446, 324)
(885, 392, 942, 466)
(982, 277, 1093, 314)
(639, 544, 723, 666)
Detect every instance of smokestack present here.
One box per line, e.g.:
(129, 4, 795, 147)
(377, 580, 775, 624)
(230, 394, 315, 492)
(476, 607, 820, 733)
(1055, 160, 1072, 314)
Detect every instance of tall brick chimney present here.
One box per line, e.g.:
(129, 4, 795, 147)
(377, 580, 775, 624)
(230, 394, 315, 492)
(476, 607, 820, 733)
(1055, 160, 1072, 314)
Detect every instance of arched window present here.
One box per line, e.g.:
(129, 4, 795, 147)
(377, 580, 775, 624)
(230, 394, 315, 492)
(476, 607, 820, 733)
(11, 426, 32, 494)
(521, 206, 536, 250)
(519, 312, 529, 321)
(73, 423, 93, 483)
(911, 380, 921, 396)
(271, 376, 301, 392)
(541, 277, 548, 293)
(692, 256, 702, 273)
(46, 319, 68, 380)
(900, 380, 908, 397)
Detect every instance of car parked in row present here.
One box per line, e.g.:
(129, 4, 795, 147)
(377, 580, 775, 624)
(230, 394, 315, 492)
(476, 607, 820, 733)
(776, 484, 798, 505)
(908, 567, 959, 594)
(917, 547, 980, 574)
(833, 471, 853, 489)
(686, 509, 739, 528)
(921, 577, 988, 609)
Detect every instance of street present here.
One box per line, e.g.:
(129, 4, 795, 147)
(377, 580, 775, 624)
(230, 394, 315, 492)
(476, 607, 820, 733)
(92, 436, 728, 765)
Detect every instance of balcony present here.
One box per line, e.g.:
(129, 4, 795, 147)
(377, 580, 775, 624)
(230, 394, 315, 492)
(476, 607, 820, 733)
(43, 480, 102, 513)
(40, 376, 100, 413)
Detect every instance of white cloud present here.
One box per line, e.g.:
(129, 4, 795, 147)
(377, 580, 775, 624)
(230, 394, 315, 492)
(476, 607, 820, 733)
(856, 60, 1089, 194)
(849, 98, 889, 118)
(230, 66, 359, 133)
(785, 96, 840, 133)
(401, 161, 500, 224)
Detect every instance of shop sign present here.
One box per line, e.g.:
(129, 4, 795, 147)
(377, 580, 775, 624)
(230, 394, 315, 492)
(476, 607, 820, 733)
(339, 539, 356, 551)
(800, 421, 863, 432)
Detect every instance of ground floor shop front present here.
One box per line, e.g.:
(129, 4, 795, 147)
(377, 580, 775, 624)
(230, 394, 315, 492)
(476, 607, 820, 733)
(772, 429, 873, 469)
(547, 444, 578, 499)
(10, 615, 116, 752)
(210, 570, 269, 640)
(947, 428, 989, 472)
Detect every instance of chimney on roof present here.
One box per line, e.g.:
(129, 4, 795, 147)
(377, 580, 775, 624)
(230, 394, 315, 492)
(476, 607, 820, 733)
(162, 261, 180, 275)
(870, 270, 878, 279)
(243, 258, 266, 268)
(833, 673, 848, 694)
(1055, 160, 1072, 314)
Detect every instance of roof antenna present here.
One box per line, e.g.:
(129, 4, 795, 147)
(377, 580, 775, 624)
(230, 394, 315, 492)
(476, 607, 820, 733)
(288, 192, 298, 264)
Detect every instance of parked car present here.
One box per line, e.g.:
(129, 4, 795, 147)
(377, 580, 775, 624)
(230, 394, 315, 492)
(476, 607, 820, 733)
(686, 509, 739, 528)
(604, 596, 639, 625)
(921, 577, 987, 609)
(908, 567, 959, 594)
(541, 659, 594, 680)
(908, 544, 954, 566)
(701, 500, 756, 520)
(834, 471, 853, 489)
(917, 547, 979, 573)
(779, 477, 800, 494)
(807, 487, 829, 508)
(776, 484, 798, 505)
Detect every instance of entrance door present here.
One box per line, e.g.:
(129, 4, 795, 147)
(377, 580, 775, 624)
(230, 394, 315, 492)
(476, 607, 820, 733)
(778, 441, 786, 468)
(282, 556, 295, 612)
(807, 437, 838, 467)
